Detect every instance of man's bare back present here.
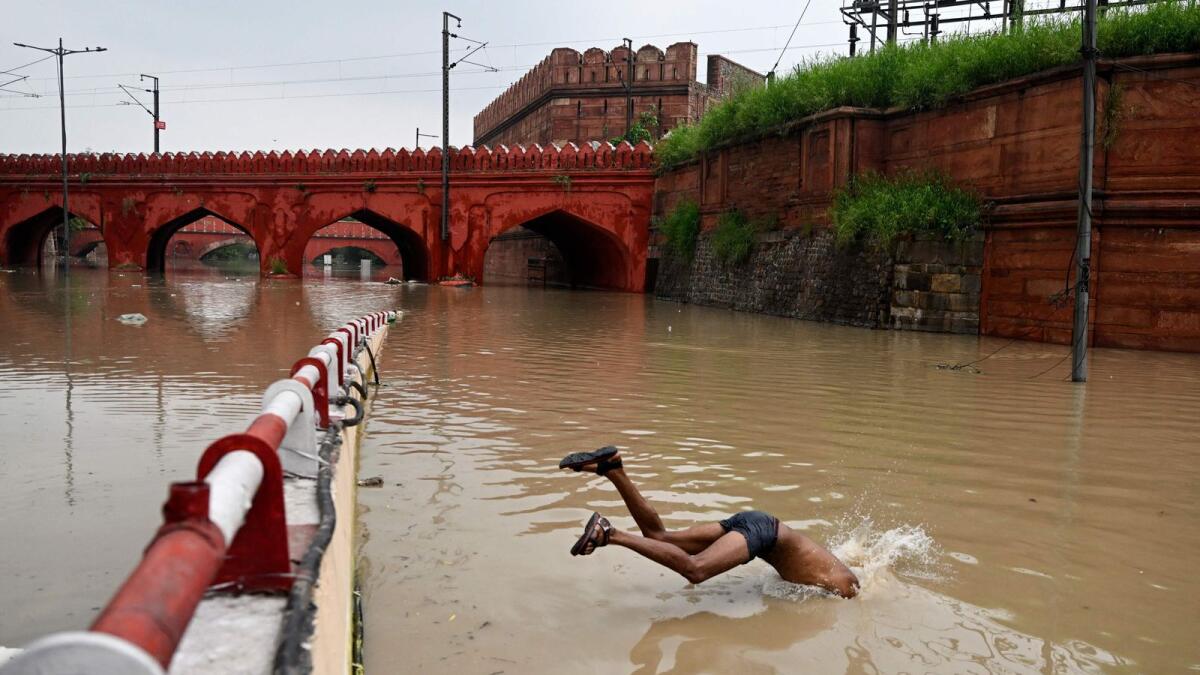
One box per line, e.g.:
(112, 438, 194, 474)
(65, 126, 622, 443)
(763, 524, 859, 598)
(560, 447, 859, 599)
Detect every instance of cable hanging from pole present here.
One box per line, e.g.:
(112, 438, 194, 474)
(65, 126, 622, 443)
(769, 0, 814, 82)
(117, 83, 154, 115)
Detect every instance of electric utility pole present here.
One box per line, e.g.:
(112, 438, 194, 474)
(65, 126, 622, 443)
(119, 74, 162, 154)
(623, 38, 634, 138)
(1071, 0, 1098, 382)
(442, 11, 459, 243)
(886, 0, 899, 44)
(439, 13, 495, 244)
(416, 127, 437, 150)
(14, 38, 107, 274)
(145, 74, 161, 153)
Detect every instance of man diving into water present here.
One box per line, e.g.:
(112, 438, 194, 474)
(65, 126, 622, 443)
(560, 446, 860, 599)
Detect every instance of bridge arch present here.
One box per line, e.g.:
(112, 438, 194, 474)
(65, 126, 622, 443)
(307, 243, 394, 268)
(302, 209, 427, 280)
(197, 237, 258, 263)
(1, 206, 104, 268)
(483, 204, 636, 291)
(146, 208, 259, 274)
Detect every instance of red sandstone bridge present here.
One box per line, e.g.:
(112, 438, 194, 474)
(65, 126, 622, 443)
(70, 216, 408, 268)
(0, 142, 655, 291)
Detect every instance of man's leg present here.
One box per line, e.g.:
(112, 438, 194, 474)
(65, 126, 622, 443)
(607, 528, 749, 585)
(598, 464, 725, 554)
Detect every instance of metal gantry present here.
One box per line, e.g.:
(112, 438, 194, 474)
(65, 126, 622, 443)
(840, 0, 1159, 54)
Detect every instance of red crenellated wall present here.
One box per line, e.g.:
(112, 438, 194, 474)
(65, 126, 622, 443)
(0, 141, 656, 291)
(473, 42, 763, 147)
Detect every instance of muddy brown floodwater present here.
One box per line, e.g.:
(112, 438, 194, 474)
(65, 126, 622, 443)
(1, 266, 1197, 674)
(356, 284, 1199, 674)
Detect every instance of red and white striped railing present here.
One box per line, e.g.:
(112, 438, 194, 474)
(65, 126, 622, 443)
(0, 311, 396, 675)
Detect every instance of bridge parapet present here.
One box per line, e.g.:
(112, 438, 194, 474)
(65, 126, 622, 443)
(0, 141, 654, 176)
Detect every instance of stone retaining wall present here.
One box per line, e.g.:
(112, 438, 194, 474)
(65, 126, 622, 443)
(891, 234, 984, 334)
(656, 228, 984, 332)
(656, 228, 891, 327)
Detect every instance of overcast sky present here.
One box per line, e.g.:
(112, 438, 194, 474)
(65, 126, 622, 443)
(1, 1, 997, 156)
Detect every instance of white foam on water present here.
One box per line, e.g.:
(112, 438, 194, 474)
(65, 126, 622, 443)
(760, 518, 940, 601)
(1010, 566, 1054, 580)
(829, 519, 939, 587)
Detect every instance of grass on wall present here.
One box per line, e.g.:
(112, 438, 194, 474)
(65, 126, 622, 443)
(830, 171, 981, 249)
(656, 1, 1200, 168)
(711, 210, 780, 265)
(659, 199, 701, 257)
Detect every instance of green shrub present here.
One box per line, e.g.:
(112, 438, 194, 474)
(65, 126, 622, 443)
(831, 171, 981, 249)
(711, 209, 758, 265)
(656, 1, 1200, 168)
(268, 257, 289, 275)
(659, 199, 700, 257)
(612, 108, 660, 146)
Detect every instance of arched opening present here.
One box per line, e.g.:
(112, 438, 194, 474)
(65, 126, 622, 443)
(309, 246, 388, 269)
(483, 210, 630, 290)
(2, 207, 101, 270)
(147, 209, 258, 275)
(302, 211, 426, 281)
(73, 238, 108, 268)
(199, 240, 260, 268)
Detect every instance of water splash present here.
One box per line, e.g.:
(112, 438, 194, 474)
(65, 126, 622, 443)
(828, 518, 938, 585)
(763, 517, 939, 600)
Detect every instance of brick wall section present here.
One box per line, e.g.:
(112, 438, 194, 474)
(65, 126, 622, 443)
(652, 54, 1200, 352)
(474, 43, 763, 147)
(891, 234, 985, 334)
(706, 56, 766, 100)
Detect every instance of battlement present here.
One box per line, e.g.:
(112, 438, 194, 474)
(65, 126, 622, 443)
(473, 42, 700, 143)
(0, 141, 655, 176)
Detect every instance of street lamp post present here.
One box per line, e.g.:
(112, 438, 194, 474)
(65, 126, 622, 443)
(13, 38, 107, 273)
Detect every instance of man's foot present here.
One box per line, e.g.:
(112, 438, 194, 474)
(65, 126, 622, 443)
(559, 446, 622, 475)
(570, 512, 612, 556)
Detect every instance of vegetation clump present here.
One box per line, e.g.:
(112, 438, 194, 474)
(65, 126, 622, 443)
(711, 209, 777, 265)
(830, 171, 981, 249)
(658, 199, 700, 257)
(612, 108, 659, 146)
(656, 1, 1200, 168)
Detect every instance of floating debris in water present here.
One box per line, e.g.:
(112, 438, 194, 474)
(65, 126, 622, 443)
(117, 313, 147, 326)
(385, 277, 402, 285)
(357, 476, 384, 487)
(935, 362, 980, 374)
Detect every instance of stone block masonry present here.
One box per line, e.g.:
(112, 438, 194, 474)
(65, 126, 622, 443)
(891, 234, 985, 334)
(656, 228, 893, 328)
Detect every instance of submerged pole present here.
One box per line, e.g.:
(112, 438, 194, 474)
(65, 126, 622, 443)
(1071, 0, 1097, 382)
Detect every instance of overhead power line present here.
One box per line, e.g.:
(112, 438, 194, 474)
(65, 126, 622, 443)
(0, 83, 510, 111)
(0, 64, 531, 99)
(769, 0, 815, 81)
(17, 21, 847, 83)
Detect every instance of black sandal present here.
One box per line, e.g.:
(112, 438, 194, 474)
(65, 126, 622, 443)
(559, 446, 622, 475)
(570, 512, 612, 556)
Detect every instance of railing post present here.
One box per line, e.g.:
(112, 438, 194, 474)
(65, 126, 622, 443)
(196, 434, 291, 592)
